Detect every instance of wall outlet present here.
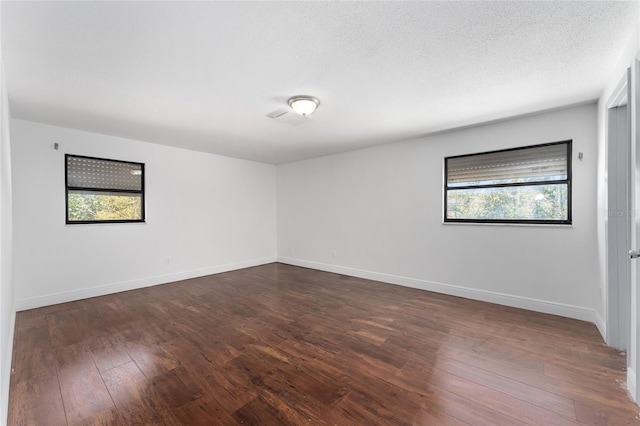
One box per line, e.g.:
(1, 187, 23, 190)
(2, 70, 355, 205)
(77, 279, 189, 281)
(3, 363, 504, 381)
(289, 248, 293, 256)
(165, 257, 171, 265)
(332, 250, 337, 259)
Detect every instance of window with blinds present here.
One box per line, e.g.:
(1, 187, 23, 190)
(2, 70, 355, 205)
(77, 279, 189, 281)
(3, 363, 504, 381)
(65, 154, 145, 224)
(444, 141, 571, 224)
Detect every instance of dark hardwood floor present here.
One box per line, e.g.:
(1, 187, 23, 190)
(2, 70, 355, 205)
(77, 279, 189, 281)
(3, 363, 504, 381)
(8, 263, 640, 425)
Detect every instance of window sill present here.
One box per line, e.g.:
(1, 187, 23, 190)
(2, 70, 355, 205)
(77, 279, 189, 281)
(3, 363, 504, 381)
(442, 221, 573, 228)
(65, 221, 147, 227)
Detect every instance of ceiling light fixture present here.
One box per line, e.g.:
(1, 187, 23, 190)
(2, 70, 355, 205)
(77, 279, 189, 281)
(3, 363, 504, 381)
(288, 95, 320, 116)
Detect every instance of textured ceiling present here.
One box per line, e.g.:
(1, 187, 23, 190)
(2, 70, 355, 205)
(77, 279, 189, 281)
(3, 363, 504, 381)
(2, 1, 638, 164)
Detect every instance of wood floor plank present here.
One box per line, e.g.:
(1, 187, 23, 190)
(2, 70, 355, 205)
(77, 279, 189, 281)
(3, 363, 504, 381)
(101, 361, 180, 425)
(47, 309, 90, 349)
(173, 396, 237, 425)
(232, 395, 301, 426)
(8, 373, 67, 426)
(434, 356, 577, 419)
(88, 335, 133, 373)
(151, 366, 203, 409)
(11, 325, 55, 383)
(70, 407, 124, 426)
(8, 263, 640, 425)
(55, 344, 115, 424)
(428, 384, 530, 426)
(441, 344, 638, 415)
(123, 340, 179, 380)
(14, 310, 47, 331)
(574, 399, 640, 425)
(428, 367, 581, 425)
(160, 336, 258, 414)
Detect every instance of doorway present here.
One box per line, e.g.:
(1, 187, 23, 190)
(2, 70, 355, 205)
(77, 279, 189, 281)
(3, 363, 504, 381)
(606, 70, 631, 350)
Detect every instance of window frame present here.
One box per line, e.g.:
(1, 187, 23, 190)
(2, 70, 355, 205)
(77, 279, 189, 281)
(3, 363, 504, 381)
(443, 140, 572, 225)
(65, 154, 146, 225)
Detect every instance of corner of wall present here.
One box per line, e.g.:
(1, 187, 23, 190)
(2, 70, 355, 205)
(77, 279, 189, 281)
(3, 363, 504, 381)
(0, 13, 17, 418)
(594, 310, 607, 342)
(0, 87, 15, 426)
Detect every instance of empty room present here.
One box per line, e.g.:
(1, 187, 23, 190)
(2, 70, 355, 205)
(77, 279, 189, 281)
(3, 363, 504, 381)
(1, 1, 640, 425)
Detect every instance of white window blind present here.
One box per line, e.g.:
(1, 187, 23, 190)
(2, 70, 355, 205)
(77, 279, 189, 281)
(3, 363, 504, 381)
(447, 144, 567, 186)
(66, 156, 143, 191)
(447, 143, 568, 187)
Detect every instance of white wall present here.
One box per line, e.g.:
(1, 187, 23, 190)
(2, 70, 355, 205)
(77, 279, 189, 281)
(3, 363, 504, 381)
(0, 2, 15, 420)
(0, 64, 14, 425)
(11, 119, 276, 309)
(278, 104, 601, 325)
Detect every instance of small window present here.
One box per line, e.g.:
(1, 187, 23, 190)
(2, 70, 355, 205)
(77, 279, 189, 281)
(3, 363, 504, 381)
(444, 141, 571, 224)
(65, 154, 145, 224)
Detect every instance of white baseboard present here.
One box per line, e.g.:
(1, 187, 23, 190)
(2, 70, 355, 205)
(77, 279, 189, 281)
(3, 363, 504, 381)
(593, 310, 607, 342)
(278, 257, 601, 325)
(1, 307, 15, 426)
(15, 256, 277, 311)
(629, 367, 637, 402)
(15, 254, 603, 328)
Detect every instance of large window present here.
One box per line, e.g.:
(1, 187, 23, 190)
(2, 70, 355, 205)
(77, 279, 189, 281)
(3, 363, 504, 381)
(444, 141, 571, 224)
(65, 154, 145, 224)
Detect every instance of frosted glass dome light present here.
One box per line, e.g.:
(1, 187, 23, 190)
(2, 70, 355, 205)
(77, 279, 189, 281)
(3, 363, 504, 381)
(288, 96, 320, 116)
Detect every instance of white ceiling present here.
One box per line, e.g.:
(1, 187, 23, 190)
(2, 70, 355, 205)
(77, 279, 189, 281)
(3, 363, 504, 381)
(2, 1, 638, 164)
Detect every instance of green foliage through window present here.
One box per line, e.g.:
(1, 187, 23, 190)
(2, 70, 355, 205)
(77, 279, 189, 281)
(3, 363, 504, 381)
(447, 184, 568, 221)
(67, 192, 143, 222)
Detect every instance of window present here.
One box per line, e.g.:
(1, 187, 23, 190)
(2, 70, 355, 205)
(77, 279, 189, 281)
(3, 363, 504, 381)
(444, 141, 571, 224)
(65, 154, 145, 224)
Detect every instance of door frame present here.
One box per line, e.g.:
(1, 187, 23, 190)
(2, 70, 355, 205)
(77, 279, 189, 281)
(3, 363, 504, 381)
(605, 69, 631, 350)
